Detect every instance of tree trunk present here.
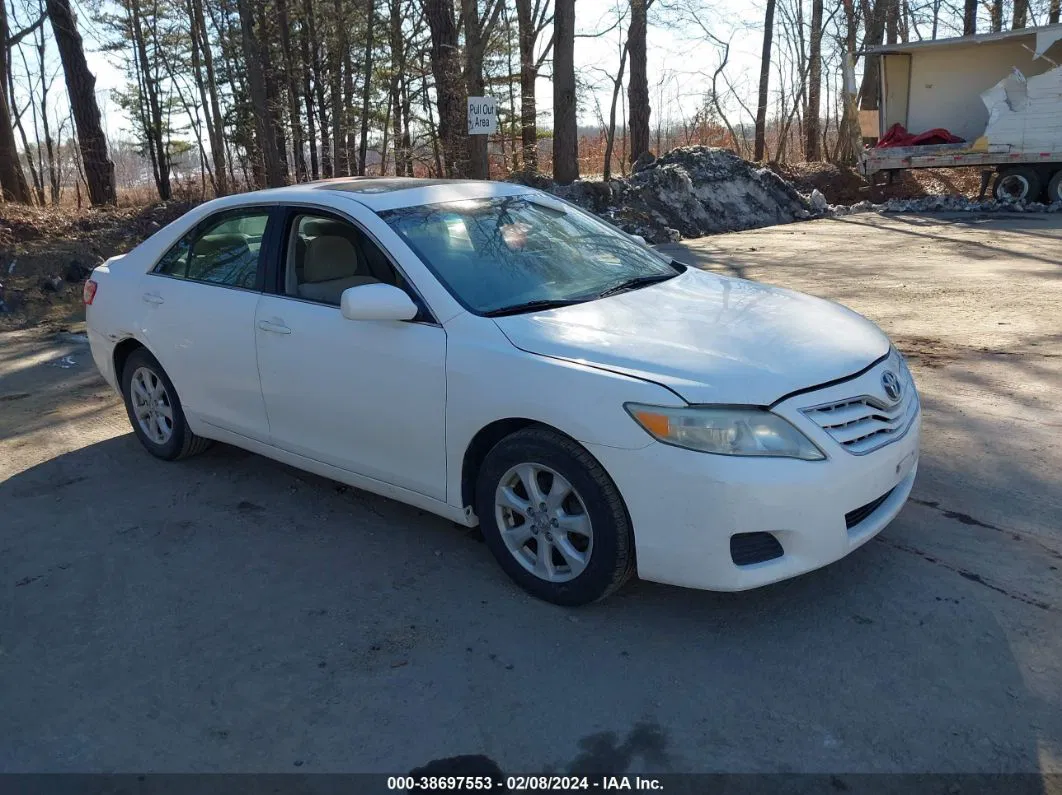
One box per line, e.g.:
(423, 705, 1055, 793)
(357, 0, 375, 175)
(461, 0, 489, 179)
(805, 0, 823, 161)
(604, 43, 628, 180)
(1051, 0, 1060, 25)
(858, 0, 887, 111)
(277, 0, 308, 181)
(388, 0, 406, 175)
(0, 0, 32, 203)
(45, 0, 116, 204)
(552, 0, 577, 183)
(426, 0, 468, 177)
(627, 0, 650, 163)
(237, 0, 286, 186)
(753, 0, 776, 160)
(515, 0, 538, 173)
(188, 0, 228, 195)
(330, 0, 350, 176)
(1012, 0, 1028, 29)
(129, 0, 170, 199)
(963, 0, 976, 33)
(990, 1, 1002, 32)
(303, 0, 330, 177)
(298, 7, 319, 179)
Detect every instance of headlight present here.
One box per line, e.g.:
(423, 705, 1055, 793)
(625, 403, 825, 460)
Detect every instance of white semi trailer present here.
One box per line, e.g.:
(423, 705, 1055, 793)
(861, 23, 1062, 202)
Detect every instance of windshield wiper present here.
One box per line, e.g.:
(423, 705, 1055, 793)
(596, 271, 678, 299)
(483, 298, 589, 317)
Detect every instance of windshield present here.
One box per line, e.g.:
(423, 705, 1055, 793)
(379, 195, 681, 315)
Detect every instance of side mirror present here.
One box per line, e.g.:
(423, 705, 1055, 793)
(628, 233, 648, 247)
(340, 283, 419, 322)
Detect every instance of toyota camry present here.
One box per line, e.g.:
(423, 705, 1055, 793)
(85, 178, 920, 605)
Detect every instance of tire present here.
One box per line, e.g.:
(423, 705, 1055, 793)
(120, 348, 212, 461)
(475, 426, 635, 606)
(993, 166, 1043, 202)
(1047, 170, 1062, 204)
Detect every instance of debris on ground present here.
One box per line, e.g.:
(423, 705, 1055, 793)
(772, 161, 985, 205)
(544, 147, 819, 244)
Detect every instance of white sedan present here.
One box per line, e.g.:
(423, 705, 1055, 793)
(85, 178, 920, 605)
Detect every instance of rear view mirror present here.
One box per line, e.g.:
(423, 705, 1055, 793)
(340, 283, 419, 322)
(628, 233, 648, 246)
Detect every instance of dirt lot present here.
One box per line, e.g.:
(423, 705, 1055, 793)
(1, 214, 1060, 777)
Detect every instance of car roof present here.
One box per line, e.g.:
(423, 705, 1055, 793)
(227, 177, 537, 213)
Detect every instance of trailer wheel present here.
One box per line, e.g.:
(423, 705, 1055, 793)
(993, 167, 1042, 202)
(1047, 170, 1062, 205)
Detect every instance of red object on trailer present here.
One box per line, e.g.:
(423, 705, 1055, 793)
(875, 123, 965, 149)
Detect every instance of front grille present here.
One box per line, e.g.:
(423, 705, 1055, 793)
(802, 381, 918, 455)
(730, 532, 784, 566)
(845, 488, 895, 530)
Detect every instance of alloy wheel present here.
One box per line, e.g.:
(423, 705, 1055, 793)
(494, 462, 594, 583)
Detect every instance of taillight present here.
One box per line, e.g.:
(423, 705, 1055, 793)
(83, 279, 98, 305)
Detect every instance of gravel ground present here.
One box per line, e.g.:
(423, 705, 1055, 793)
(1, 214, 1060, 777)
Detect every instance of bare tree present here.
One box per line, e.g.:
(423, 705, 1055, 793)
(426, 0, 468, 176)
(0, 0, 34, 202)
(515, 0, 552, 173)
(962, 0, 976, 33)
(1013, 0, 1028, 28)
(1051, 0, 1060, 24)
(805, 0, 824, 160)
(990, 0, 1002, 32)
(238, 0, 286, 186)
(552, 0, 578, 182)
(46, 0, 116, 203)
(753, 0, 776, 160)
(354, 0, 376, 175)
(627, 0, 650, 162)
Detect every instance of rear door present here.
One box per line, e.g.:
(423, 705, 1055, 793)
(139, 205, 278, 442)
(253, 204, 447, 500)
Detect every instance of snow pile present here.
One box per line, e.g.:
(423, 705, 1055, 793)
(544, 147, 821, 243)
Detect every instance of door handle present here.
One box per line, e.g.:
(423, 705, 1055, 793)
(257, 319, 292, 335)
(142, 292, 164, 305)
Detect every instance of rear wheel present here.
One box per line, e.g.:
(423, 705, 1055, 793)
(120, 348, 211, 460)
(993, 166, 1042, 202)
(1046, 170, 1062, 204)
(475, 426, 634, 606)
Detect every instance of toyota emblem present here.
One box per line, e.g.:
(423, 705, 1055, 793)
(882, 370, 902, 402)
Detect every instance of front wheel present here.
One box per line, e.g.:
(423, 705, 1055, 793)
(475, 426, 635, 606)
(120, 348, 212, 460)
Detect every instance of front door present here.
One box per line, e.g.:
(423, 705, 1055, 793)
(254, 207, 447, 500)
(139, 206, 274, 441)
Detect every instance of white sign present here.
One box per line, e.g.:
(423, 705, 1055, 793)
(467, 96, 497, 135)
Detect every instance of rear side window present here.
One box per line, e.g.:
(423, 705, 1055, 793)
(154, 210, 270, 289)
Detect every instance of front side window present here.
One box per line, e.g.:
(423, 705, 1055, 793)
(379, 195, 680, 315)
(154, 210, 270, 289)
(282, 212, 408, 306)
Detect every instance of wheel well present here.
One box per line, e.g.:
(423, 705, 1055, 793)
(112, 338, 145, 385)
(460, 418, 543, 513)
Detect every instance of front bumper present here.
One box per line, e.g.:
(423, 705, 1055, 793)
(588, 359, 921, 591)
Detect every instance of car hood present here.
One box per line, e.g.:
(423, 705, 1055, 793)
(491, 268, 890, 405)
